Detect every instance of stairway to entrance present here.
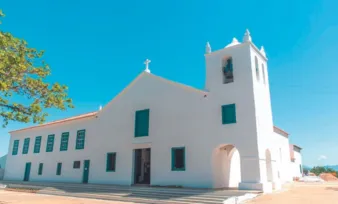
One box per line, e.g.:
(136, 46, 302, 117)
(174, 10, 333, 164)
(0, 181, 260, 204)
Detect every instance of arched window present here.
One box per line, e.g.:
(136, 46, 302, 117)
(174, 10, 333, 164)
(255, 56, 259, 81)
(222, 57, 234, 84)
(262, 63, 266, 84)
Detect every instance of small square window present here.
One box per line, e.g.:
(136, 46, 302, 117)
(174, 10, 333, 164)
(73, 161, 81, 169)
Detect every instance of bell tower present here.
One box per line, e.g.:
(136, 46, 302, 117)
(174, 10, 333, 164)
(204, 30, 270, 92)
(205, 30, 278, 192)
(204, 30, 272, 129)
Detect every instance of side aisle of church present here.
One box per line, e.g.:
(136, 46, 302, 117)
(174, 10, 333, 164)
(4, 30, 302, 192)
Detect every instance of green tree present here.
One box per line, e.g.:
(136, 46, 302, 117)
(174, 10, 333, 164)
(310, 166, 326, 176)
(0, 10, 73, 127)
(310, 166, 338, 177)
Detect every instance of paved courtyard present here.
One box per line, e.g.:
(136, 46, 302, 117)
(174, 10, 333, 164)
(1, 182, 338, 204)
(248, 182, 338, 204)
(0, 190, 133, 204)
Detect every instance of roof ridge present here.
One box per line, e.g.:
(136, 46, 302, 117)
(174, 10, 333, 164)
(148, 73, 208, 94)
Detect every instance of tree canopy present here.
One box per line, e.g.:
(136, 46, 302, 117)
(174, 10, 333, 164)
(310, 166, 337, 177)
(0, 10, 73, 127)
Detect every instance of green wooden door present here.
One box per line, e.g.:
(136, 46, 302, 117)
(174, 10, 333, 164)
(23, 162, 31, 181)
(82, 160, 90, 184)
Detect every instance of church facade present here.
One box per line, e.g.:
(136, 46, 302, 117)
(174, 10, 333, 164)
(4, 30, 302, 192)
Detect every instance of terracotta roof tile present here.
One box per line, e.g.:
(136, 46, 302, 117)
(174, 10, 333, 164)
(9, 111, 98, 134)
(273, 126, 289, 137)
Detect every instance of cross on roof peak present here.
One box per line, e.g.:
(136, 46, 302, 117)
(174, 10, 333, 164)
(144, 59, 151, 73)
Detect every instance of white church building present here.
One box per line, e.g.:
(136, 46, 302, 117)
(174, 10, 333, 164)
(4, 30, 303, 192)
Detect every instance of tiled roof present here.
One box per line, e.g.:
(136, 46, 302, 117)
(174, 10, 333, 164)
(273, 126, 289, 137)
(9, 111, 97, 133)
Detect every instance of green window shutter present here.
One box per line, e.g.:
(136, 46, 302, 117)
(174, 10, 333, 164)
(106, 152, 116, 172)
(75, 130, 85, 150)
(56, 163, 62, 175)
(34, 136, 42, 153)
(60, 132, 69, 151)
(134, 109, 150, 137)
(12, 140, 19, 155)
(46, 134, 55, 152)
(38, 163, 43, 175)
(22, 138, 30, 154)
(222, 104, 237, 124)
(171, 147, 186, 171)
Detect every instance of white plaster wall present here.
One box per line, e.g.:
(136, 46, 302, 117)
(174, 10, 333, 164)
(249, 46, 274, 157)
(5, 70, 262, 188)
(205, 44, 263, 186)
(291, 151, 303, 178)
(5, 117, 95, 183)
(0, 155, 6, 169)
(4, 41, 286, 191)
(247, 44, 289, 189)
(271, 133, 293, 183)
(212, 147, 229, 188)
(93, 71, 263, 188)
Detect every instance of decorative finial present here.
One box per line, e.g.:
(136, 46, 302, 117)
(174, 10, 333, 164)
(260, 46, 266, 57)
(205, 42, 211, 54)
(232, 38, 239, 43)
(144, 59, 151, 73)
(243, 29, 252, 42)
(225, 37, 240, 48)
(99, 105, 102, 111)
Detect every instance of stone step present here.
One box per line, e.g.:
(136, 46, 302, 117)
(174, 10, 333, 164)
(1, 181, 260, 204)
(6, 183, 230, 197)
(38, 186, 229, 199)
(38, 188, 227, 203)
(3, 181, 250, 196)
(40, 190, 224, 204)
(7, 181, 216, 192)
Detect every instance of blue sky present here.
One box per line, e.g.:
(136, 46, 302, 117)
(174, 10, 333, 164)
(0, 0, 337, 166)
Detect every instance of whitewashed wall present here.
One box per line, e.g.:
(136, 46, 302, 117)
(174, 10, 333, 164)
(205, 43, 268, 191)
(6, 70, 266, 189)
(5, 117, 94, 183)
(4, 39, 294, 192)
(271, 132, 293, 183)
(0, 155, 6, 169)
(291, 151, 303, 178)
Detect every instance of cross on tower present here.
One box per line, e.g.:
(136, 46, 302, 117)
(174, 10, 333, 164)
(144, 59, 151, 73)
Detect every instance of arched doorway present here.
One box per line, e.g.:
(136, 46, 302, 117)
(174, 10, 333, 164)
(212, 144, 241, 188)
(265, 149, 273, 182)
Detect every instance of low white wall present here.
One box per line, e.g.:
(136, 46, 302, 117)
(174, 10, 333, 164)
(291, 151, 303, 178)
(270, 132, 293, 183)
(0, 169, 4, 180)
